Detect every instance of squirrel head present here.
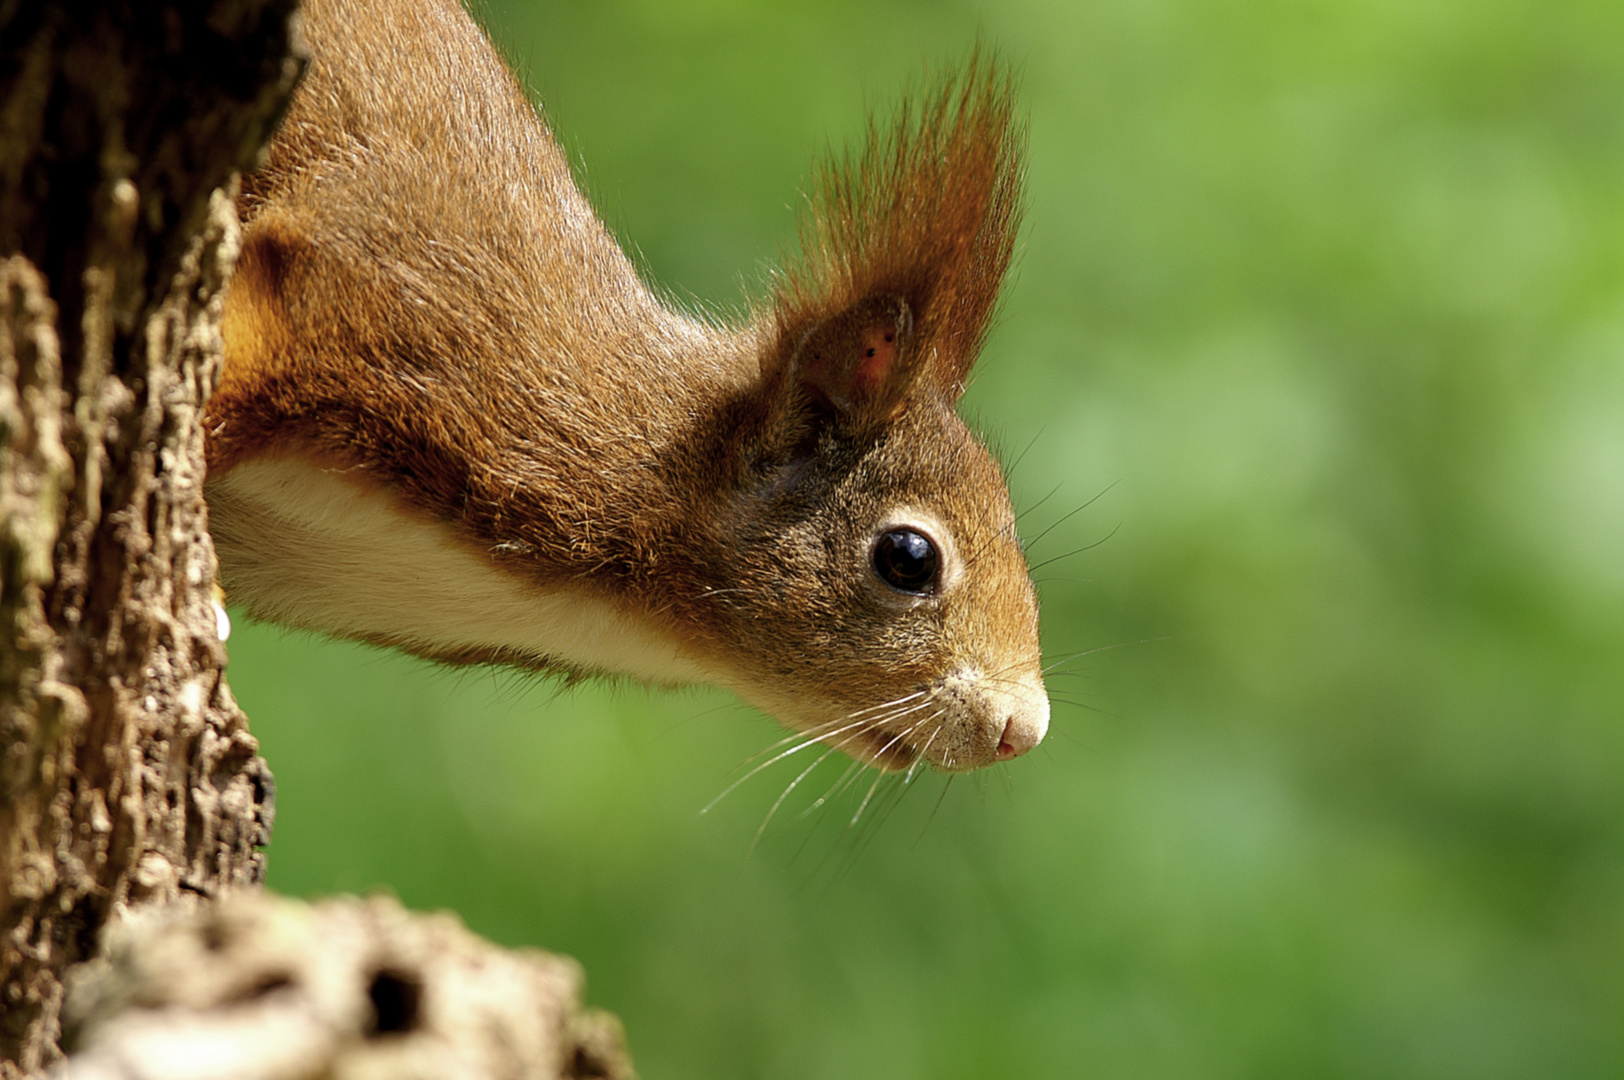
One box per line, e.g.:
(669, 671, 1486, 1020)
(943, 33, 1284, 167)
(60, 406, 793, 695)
(674, 58, 1047, 772)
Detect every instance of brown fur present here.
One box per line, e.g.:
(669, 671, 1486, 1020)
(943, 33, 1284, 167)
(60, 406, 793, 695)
(206, 0, 1047, 772)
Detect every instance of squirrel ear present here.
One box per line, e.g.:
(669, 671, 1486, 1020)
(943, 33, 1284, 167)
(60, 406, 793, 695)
(789, 294, 920, 425)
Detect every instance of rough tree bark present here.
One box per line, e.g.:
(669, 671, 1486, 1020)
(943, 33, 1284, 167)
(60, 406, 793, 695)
(2, 3, 632, 1077)
(1, 0, 299, 1068)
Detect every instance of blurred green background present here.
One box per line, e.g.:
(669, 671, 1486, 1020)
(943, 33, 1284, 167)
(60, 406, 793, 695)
(223, 0, 1624, 1076)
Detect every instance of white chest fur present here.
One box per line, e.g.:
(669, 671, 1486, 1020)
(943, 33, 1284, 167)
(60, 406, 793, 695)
(206, 457, 707, 685)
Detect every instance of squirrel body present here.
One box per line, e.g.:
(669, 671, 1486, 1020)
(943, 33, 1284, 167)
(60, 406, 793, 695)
(206, 0, 1049, 772)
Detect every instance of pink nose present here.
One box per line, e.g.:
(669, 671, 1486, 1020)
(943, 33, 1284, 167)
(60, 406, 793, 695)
(996, 710, 1046, 761)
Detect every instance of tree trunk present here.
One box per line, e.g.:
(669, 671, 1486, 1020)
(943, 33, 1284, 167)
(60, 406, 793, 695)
(2, 4, 633, 1077)
(1, 0, 299, 1070)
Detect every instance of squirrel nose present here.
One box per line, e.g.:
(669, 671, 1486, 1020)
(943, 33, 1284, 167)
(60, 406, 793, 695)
(995, 687, 1050, 761)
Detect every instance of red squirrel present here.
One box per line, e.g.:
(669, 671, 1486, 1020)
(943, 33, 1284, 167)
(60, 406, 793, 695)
(204, 0, 1049, 773)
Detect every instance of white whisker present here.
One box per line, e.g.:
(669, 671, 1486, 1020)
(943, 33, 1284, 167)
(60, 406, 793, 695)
(700, 696, 937, 815)
(722, 690, 930, 774)
(798, 759, 866, 822)
(748, 747, 836, 856)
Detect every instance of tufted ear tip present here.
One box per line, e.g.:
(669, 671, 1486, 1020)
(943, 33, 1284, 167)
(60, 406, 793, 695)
(769, 51, 1024, 406)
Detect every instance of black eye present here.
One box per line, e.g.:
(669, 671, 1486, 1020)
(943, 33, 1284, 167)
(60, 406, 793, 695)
(872, 529, 939, 595)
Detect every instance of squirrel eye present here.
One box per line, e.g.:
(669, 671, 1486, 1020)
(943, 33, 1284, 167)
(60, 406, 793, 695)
(872, 529, 939, 595)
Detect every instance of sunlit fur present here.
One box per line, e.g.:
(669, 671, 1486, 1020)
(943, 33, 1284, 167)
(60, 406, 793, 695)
(206, 0, 1048, 773)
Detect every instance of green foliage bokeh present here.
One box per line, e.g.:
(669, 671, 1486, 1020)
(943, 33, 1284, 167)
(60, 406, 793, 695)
(224, 0, 1624, 1076)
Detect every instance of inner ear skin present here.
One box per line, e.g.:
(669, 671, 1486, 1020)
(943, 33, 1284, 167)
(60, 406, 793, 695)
(792, 295, 917, 419)
(852, 323, 900, 397)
